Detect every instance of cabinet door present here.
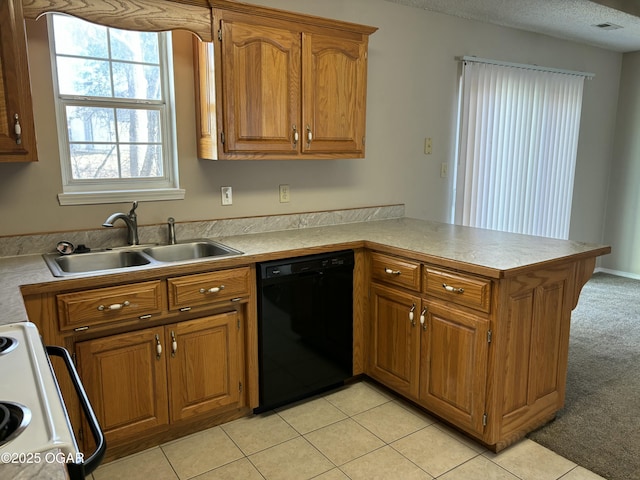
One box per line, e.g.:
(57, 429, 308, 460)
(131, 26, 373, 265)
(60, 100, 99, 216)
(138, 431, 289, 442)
(368, 283, 420, 398)
(167, 312, 242, 422)
(219, 19, 300, 155)
(0, 0, 37, 162)
(76, 328, 169, 445)
(302, 32, 367, 157)
(419, 301, 489, 435)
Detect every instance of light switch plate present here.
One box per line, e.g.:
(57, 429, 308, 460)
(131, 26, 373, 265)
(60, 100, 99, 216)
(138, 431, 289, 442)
(221, 186, 232, 205)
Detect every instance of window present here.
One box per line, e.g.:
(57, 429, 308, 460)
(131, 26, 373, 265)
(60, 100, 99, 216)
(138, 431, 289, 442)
(454, 58, 590, 240)
(48, 14, 184, 205)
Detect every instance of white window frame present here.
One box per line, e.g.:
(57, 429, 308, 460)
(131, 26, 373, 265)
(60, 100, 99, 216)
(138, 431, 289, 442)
(48, 15, 184, 205)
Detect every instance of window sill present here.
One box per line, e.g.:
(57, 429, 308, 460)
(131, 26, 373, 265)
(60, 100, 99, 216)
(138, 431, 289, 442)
(58, 188, 186, 205)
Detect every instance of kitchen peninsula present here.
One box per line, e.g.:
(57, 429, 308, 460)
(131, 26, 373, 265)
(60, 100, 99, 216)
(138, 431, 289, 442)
(1, 214, 610, 457)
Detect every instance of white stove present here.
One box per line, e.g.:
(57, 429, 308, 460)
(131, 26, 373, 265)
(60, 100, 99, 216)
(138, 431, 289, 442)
(0, 321, 104, 478)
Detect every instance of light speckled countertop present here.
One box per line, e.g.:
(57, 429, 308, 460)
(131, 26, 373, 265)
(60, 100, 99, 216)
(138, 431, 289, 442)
(0, 218, 610, 326)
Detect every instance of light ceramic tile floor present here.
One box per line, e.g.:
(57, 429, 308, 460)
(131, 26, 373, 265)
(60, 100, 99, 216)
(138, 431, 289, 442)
(88, 381, 607, 480)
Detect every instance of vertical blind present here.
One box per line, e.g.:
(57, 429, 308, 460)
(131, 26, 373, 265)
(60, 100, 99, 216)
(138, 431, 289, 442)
(454, 58, 589, 239)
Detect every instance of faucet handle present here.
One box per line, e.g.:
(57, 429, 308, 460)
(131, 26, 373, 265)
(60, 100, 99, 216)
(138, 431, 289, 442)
(129, 201, 138, 217)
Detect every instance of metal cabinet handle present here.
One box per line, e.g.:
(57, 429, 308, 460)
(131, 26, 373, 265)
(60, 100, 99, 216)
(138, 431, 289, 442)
(420, 307, 428, 331)
(14, 114, 22, 145)
(306, 124, 312, 147)
(97, 300, 130, 311)
(155, 334, 162, 359)
(293, 125, 299, 146)
(409, 303, 416, 326)
(384, 267, 402, 276)
(442, 283, 464, 294)
(171, 331, 177, 357)
(199, 285, 225, 294)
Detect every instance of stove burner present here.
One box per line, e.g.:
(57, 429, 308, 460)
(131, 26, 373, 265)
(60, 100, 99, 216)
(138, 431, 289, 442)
(0, 336, 17, 355)
(0, 402, 31, 448)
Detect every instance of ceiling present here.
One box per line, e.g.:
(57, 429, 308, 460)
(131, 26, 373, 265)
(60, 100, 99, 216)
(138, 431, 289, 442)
(383, 0, 640, 52)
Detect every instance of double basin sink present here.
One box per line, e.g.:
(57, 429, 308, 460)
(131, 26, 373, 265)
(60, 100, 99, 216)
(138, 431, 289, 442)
(43, 240, 243, 277)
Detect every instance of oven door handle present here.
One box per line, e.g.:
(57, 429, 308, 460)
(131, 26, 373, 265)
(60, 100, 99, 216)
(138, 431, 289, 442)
(46, 345, 106, 479)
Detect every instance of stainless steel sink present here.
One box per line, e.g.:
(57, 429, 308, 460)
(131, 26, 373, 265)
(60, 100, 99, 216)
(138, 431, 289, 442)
(44, 250, 152, 276)
(142, 240, 242, 263)
(42, 239, 243, 276)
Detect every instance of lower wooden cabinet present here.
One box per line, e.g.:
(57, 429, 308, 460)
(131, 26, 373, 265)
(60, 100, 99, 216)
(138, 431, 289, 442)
(167, 313, 241, 422)
(368, 283, 420, 398)
(419, 301, 489, 435)
(77, 312, 242, 446)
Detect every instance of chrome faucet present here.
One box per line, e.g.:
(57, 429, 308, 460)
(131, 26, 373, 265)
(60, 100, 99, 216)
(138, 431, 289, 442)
(102, 201, 140, 245)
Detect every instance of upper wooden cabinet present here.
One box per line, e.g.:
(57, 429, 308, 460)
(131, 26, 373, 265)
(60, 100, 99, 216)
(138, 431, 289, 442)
(0, 0, 37, 162)
(195, 2, 377, 160)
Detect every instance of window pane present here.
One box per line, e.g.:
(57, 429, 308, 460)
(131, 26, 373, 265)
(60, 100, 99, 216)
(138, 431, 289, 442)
(66, 106, 116, 143)
(112, 62, 161, 100)
(57, 58, 112, 96)
(53, 15, 108, 58)
(116, 109, 161, 143)
(70, 144, 119, 179)
(119, 145, 163, 178)
(110, 30, 160, 64)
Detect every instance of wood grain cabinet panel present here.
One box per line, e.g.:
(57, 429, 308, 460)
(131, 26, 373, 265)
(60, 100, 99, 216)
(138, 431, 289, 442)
(0, 0, 37, 162)
(57, 280, 165, 331)
(301, 31, 367, 156)
(167, 267, 250, 310)
(167, 313, 241, 422)
(368, 283, 421, 398)
(217, 20, 300, 156)
(424, 267, 492, 313)
(76, 328, 170, 445)
(370, 252, 421, 292)
(419, 301, 489, 435)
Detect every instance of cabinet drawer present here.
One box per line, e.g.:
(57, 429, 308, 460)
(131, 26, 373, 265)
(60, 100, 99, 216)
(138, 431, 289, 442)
(424, 267, 491, 313)
(370, 252, 421, 291)
(57, 281, 164, 331)
(168, 267, 250, 310)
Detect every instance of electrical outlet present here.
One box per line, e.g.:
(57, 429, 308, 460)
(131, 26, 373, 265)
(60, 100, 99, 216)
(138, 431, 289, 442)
(221, 186, 232, 205)
(279, 184, 290, 203)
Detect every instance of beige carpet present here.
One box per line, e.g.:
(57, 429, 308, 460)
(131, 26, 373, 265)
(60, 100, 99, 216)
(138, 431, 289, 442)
(528, 272, 640, 480)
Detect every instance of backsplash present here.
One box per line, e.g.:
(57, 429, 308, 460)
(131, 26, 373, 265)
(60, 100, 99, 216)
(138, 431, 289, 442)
(0, 205, 404, 257)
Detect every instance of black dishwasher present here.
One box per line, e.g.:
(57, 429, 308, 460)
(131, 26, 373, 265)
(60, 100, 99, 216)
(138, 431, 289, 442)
(255, 250, 354, 412)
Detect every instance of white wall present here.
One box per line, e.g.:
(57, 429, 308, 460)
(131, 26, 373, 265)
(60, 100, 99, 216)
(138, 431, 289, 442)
(0, 0, 621, 249)
(602, 51, 640, 276)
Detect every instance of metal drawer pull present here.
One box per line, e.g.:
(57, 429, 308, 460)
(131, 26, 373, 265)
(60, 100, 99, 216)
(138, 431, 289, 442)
(97, 300, 130, 311)
(14, 114, 22, 145)
(306, 124, 313, 146)
(442, 283, 464, 294)
(293, 125, 299, 146)
(384, 267, 402, 276)
(199, 285, 225, 294)
(171, 331, 177, 357)
(155, 334, 162, 359)
(409, 303, 416, 326)
(420, 307, 428, 331)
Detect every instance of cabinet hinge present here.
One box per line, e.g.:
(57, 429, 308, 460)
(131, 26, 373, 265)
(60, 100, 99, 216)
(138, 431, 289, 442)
(218, 28, 222, 41)
(482, 413, 488, 427)
(78, 426, 85, 443)
(362, 136, 366, 146)
(221, 131, 225, 144)
(237, 319, 241, 330)
(71, 351, 77, 367)
(487, 330, 492, 344)
(239, 381, 243, 393)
